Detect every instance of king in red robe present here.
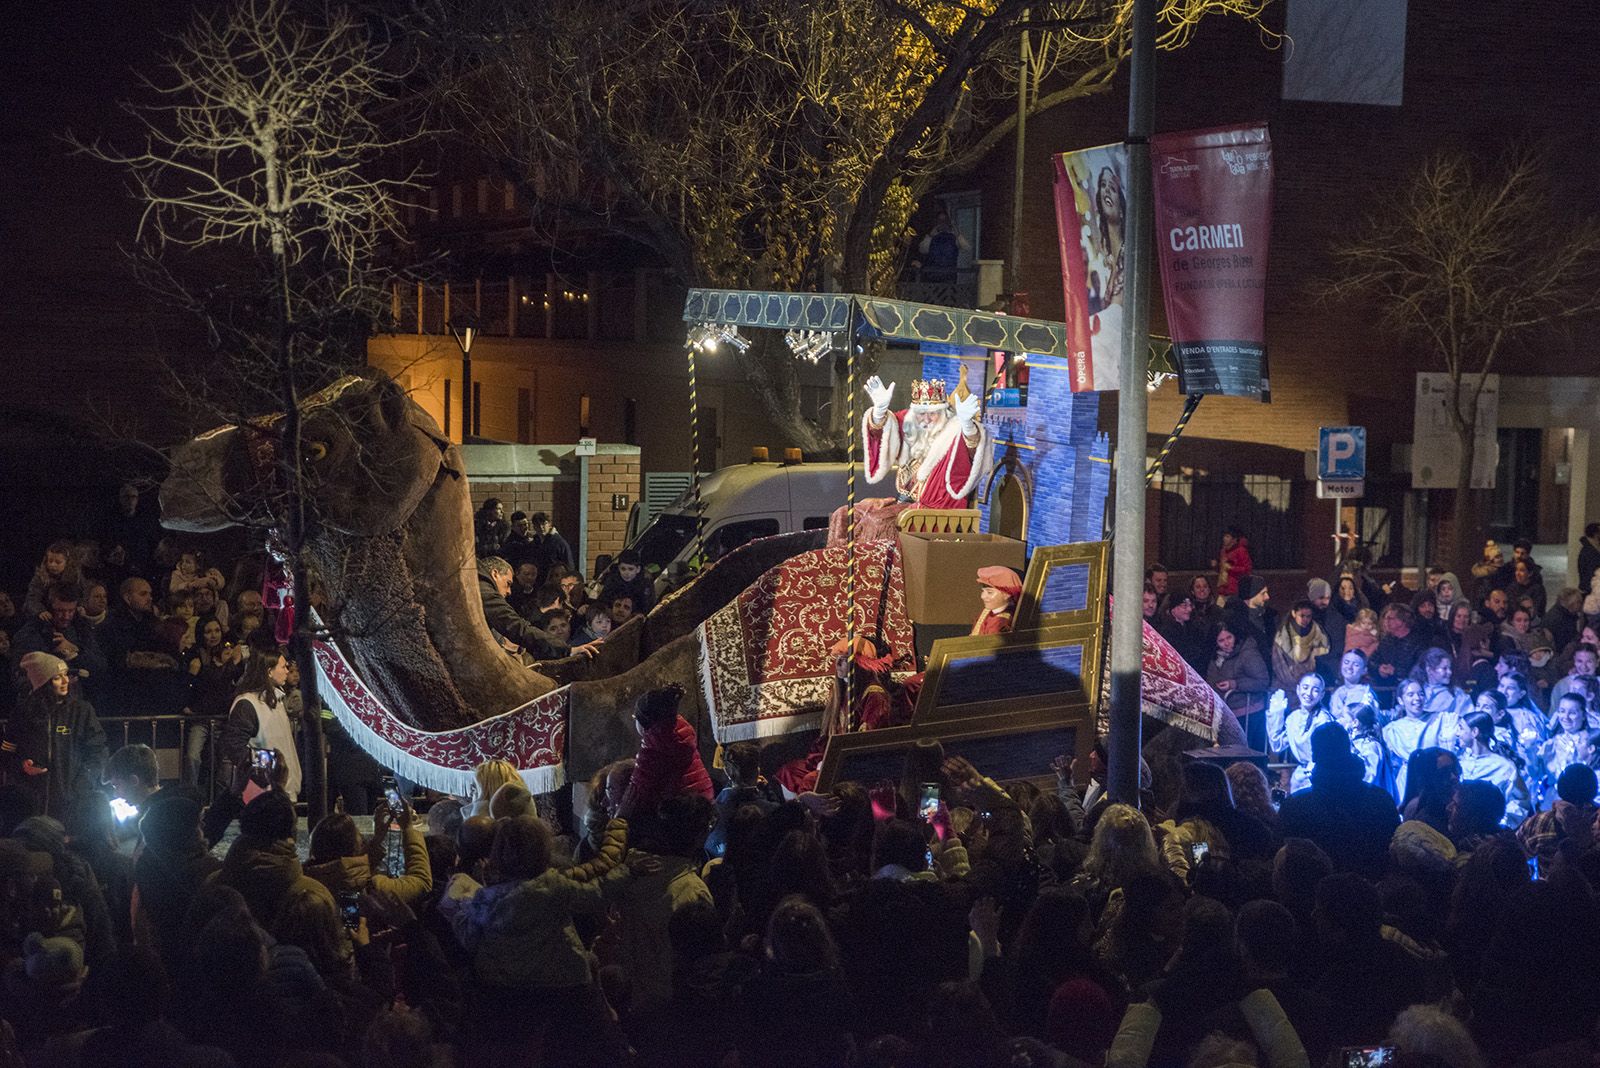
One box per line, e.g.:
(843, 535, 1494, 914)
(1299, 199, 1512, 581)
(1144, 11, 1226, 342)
(861, 373, 992, 509)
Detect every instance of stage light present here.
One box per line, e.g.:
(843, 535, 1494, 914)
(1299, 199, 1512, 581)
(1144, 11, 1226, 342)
(686, 322, 723, 353)
(783, 328, 836, 364)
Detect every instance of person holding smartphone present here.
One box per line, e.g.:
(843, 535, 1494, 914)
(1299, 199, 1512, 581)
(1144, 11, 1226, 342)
(304, 791, 433, 907)
(220, 645, 301, 800)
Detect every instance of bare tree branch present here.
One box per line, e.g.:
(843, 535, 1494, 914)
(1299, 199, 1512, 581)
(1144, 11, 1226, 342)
(1319, 145, 1600, 562)
(75, 0, 433, 817)
(409, 0, 1274, 442)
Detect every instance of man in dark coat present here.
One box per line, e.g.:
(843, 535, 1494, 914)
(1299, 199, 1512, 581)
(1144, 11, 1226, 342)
(530, 512, 578, 577)
(11, 583, 108, 700)
(99, 577, 186, 715)
(1157, 595, 1211, 675)
(477, 557, 596, 660)
(1278, 723, 1399, 881)
(501, 511, 540, 571)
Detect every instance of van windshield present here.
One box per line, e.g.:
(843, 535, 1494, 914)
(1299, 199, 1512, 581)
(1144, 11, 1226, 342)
(624, 512, 700, 571)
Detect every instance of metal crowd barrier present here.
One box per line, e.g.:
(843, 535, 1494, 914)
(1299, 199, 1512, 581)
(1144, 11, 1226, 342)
(1, 712, 229, 803)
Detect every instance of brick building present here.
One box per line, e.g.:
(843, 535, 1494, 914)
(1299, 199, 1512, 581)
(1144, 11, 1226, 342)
(938, 0, 1600, 580)
(460, 443, 641, 574)
(373, 2, 1600, 585)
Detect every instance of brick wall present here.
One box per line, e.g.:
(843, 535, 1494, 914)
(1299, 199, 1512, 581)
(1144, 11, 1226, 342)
(468, 480, 559, 526)
(586, 450, 642, 574)
(952, 1, 1600, 568)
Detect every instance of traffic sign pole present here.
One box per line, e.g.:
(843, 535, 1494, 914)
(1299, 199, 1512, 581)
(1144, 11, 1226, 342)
(1318, 426, 1367, 568)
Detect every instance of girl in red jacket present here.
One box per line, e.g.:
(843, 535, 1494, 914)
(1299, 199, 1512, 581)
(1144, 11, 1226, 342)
(617, 683, 714, 820)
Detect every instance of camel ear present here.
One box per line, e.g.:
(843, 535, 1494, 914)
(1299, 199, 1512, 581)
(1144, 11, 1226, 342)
(372, 376, 409, 431)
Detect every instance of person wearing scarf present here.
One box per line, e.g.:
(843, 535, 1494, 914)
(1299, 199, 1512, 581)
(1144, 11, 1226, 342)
(1270, 599, 1329, 694)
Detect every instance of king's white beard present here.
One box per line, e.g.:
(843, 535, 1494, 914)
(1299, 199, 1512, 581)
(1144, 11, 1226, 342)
(914, 415, 967, 484)
(902, 411, 948, 465)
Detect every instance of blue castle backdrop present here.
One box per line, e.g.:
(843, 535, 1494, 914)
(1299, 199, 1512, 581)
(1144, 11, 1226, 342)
(919, 345, 1110, 550)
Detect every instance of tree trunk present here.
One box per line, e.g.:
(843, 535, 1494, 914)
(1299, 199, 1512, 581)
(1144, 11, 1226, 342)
(1446, 423, 1489, 574)
(734, 329, 839, 455)
(275, 256, 328, 822)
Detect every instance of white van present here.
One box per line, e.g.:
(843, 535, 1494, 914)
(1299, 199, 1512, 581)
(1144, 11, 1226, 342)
(620, 461, 852, 576)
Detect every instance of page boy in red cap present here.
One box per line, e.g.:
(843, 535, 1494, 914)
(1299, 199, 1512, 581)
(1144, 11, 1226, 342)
(973, 566, 1022, 636)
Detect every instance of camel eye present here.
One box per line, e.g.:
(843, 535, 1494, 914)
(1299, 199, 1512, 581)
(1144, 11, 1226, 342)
(306, 441, 329, 462)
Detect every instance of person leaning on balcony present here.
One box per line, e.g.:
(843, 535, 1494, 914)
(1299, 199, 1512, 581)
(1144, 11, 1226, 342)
(911, 207, 970, 284)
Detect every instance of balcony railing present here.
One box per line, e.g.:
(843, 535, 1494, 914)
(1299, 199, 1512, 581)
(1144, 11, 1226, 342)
(386, 269, 686, 345)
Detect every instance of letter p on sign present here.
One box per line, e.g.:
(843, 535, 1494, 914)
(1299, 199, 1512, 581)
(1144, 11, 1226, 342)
(1318, 427, 1366, 481)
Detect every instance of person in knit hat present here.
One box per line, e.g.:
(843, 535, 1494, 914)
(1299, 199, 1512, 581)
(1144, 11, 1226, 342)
(0, 931, 88, 1048)
(2, 653, 106, 818)
(616, 684, 714, 821)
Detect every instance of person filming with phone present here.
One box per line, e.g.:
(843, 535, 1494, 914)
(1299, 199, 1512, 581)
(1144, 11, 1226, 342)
(304, 787, 433, 907)
(220, 644, 302, 801)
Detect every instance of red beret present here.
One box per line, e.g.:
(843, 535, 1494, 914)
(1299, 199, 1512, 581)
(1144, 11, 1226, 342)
(975, 566, 1023, 600)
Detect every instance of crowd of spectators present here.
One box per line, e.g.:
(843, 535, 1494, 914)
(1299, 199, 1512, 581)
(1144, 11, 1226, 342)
(8, 485, 1600, 1064)
(10, 690, 1600, 1066)
(472, 499, 653, 662)
(1143, 530, 1600, 831)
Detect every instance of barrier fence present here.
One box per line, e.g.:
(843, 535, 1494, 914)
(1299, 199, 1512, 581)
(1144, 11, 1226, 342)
(0, 712, 229, 803)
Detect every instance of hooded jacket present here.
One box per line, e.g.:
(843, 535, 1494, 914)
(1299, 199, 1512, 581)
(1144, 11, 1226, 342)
(217, 833, 339, 938)
(450, 855, 633, 989)
(629, 715, 715, 812)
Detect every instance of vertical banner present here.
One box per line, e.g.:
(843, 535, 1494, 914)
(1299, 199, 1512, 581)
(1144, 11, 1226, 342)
(1150, 123, 1274, 399)
(1052, 143, 1130, 392)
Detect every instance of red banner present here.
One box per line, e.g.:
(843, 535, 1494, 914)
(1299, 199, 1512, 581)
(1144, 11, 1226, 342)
(1150, 123, 1273, 399)
(1052, 143, 1130, 392)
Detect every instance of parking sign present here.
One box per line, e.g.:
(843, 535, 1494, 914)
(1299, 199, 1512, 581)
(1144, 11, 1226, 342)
(1318, 427, 1365, 498)
(1318, 427, 1366, 480)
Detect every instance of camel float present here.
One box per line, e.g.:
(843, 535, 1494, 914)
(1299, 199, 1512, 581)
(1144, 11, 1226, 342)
(160, 373, 1236, 797)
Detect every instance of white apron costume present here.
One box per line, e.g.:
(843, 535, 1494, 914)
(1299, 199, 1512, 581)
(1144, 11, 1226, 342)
(238, 688, 303, 800)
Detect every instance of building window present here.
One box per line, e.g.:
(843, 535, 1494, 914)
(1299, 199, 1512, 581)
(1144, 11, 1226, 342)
(1155, 472, 1301, 570)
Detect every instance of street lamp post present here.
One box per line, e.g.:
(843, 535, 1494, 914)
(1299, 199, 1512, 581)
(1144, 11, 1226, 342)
(1108, 0, 1156, 806)
(449, 320, 476, 441)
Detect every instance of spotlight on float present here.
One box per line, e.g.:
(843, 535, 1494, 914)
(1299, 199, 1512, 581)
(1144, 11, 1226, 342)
(783, 328, 837, 364)
(686, 323, 719, 353)
(716, 323, 750, 353)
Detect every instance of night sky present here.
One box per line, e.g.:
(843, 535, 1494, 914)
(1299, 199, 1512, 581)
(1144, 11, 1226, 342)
(1, 3, 196, 440)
